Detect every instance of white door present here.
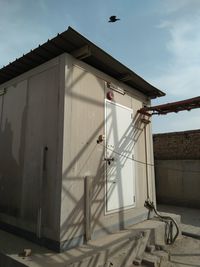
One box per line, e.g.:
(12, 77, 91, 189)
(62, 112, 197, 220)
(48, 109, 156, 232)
(105, 100, 135, 212)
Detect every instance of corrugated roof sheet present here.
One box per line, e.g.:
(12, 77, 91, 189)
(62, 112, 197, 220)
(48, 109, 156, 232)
(0, 27, 165, 98)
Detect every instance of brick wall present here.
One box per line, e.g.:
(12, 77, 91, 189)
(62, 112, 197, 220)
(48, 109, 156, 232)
(154, 129, 200, 207)
(153, 129, 200, 160)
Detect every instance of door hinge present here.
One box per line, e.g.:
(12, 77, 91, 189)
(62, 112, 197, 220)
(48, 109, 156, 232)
(133, 196, 136, 203)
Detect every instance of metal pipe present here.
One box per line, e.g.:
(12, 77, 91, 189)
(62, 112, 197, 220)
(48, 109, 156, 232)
(37, 146, 48, 238)
(138, 96, 200, 115)
(85, 176, 92, 242)
(144, 126, 150, 200)
(0, 93, 5, 129)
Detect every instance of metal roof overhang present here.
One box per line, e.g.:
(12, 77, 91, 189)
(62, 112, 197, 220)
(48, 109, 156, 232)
(0, 27, 165, 98)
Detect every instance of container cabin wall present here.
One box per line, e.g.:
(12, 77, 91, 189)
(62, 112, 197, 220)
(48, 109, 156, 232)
(0, 56, 64, 242)
(60, 54, 155, 249)
(0, 80, 27, 218)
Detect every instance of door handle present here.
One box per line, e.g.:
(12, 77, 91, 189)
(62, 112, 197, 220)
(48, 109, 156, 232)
(104, 157, 114, 165)
(108, 178, 118, 184)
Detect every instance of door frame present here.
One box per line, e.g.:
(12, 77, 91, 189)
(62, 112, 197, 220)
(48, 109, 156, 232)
(104, 99, 136, 215)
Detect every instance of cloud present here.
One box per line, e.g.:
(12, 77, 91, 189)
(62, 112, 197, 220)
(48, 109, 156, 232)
(151, 1, 200, 132)
(152, 9, 200, 99)
(161, 0, 200, 14)
(0, 0, 66, 67)
(167, 19, 200, 64)
(153, 108, 200, 133)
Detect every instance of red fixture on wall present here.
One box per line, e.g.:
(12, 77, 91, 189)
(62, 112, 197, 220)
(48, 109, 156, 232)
(107, 91, 114, 100)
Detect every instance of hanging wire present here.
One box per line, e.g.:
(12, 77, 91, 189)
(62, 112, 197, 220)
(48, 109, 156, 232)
(98, 142, 200, 173)
(144, 199, 179, 245)
(99, 142, 154, 166)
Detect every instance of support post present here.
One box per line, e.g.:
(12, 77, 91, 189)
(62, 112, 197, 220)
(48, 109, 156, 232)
(144, 126, 150, 200)
(85, 176, 92, 242)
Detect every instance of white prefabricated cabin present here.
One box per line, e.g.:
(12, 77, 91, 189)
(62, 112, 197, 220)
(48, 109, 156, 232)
(0, 27, 165, 251)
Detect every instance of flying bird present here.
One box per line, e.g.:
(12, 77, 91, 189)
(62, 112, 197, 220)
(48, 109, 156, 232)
(108, 16, 120, 23)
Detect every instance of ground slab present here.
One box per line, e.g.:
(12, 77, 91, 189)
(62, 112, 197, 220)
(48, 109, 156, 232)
(1, 214, 200, 267)
(158, 204, 200, 227)
(0, 218, 168, 267)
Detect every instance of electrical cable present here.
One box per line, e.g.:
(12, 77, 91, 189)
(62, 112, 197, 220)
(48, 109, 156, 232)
(99, 140, 185, 244)
(144, 199, 179, 245)
(98, 142, 154, 166)
(154, 164, 200, 173)
(98, 143, 200, 173)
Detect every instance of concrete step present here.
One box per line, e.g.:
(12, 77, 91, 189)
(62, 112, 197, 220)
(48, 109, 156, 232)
(0, 216, 181, 267)
(68, 230, 150, 267)
(181, 223, 200, 240)
(128, 218, 171, 247)
(132, 231, 150, 266)
(0, 228, 149, 267)
(142, 252, 160, 267)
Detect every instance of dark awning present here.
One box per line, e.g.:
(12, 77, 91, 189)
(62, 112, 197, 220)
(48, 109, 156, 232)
(0, 27, 165, 98)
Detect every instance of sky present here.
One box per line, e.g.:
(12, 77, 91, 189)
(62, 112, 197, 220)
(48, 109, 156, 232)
(0, 0, 199, 133)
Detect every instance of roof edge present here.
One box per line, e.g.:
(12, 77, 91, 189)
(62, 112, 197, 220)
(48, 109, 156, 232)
(0, 26, 165, 98)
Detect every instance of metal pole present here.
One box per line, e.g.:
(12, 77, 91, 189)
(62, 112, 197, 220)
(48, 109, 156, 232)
(144, 126, 150, 200)
(85, 176, 92, 242)
(37, 146, 48, 238)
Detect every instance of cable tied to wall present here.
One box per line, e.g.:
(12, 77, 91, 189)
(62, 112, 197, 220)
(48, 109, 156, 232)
(98, 142, 200, 173)
(144, 199, 179, 245)
(98, 142, 154, 166)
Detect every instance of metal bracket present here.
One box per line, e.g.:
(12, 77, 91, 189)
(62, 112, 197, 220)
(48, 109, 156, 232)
(0, 88, 6, 96)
